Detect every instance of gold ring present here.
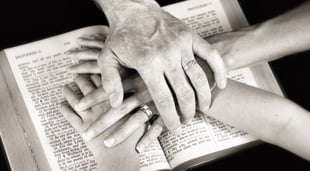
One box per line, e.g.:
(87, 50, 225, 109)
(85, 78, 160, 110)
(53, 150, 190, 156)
(139, 104, 153, 120)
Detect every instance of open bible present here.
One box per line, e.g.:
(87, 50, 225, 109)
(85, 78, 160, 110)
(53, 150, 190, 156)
(0, 0, 283, 170)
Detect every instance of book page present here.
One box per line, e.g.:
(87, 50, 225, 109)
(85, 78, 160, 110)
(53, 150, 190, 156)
(163, 0, 232, 38)
(4, 26, 106, 170)
(139, 140, 170, 171)
(158, 115, 216, 168)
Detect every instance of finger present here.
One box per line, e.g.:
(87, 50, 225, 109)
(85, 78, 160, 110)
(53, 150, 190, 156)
(165, 67, 195, 124)
(68, 62, 100, 74)
(86, 31, 108, 41)
(63, 85, 90, 120)
(75, 87, 108, 112)
(103, 106, 151, 147)
(136, 117, 164, 153)
(75, 78, 142, 112)
(182, 52, 211, 113)
(90, 74, 102, 88)
(77, 38, 105, 49)
(74, 75, 96, 96)
(98, 47, 123, 108)
(140, 72, 182, 135)
(81, 92, 147, 141)
(63, 85, 81, 110)
(60, 103, 83, 132)
(66, 49, 100, 60)
(193, 35, 227, 89)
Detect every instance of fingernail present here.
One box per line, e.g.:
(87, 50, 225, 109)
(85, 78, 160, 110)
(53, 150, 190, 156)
(184, 119, 192, 125)
(201, 105, 210, 114)
(136, 144, 145, 153)
(104, 137, 115, 147)
(218, 79, 227, 89)
(74, 103, 83, 112)
(109, 93, 121, 108)
(82, 130, 95, 141)
(171, 127, 182, 136)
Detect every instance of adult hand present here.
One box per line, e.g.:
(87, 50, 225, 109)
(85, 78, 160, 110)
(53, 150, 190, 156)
(93, 1, 227, 135)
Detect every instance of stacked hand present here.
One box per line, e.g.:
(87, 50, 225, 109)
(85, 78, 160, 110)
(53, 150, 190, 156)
(64, 24, 240, 152)
(66, 34, 166, 152)
(87, 1, 227, 135)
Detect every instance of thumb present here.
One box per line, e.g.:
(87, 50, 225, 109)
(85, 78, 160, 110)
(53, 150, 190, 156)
(98, 46, 123, 108)
(193, 35, 227, 89)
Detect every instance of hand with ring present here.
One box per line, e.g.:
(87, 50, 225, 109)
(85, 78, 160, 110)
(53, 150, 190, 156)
(60, 74, 146, 170)
(61, 72, 165, 153)
(89, 1, 227, 135)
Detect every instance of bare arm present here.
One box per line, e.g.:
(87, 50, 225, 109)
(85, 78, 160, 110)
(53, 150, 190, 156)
(66, 33, 310, 160)
(209, 80, 310, 160)
(209, 0, 310, 70)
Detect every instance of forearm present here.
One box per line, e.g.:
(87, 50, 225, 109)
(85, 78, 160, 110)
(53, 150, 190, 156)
(228, 1, 310, 69)
(208, 80, 310, 160)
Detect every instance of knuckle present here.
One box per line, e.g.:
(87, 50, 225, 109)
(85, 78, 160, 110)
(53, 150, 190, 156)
(178, 88, 195, 104)
(154, 94, 173, 107)
(194, 73, 208, 87)
(97, 117, 108, 130)
(115, 104, 130, 115)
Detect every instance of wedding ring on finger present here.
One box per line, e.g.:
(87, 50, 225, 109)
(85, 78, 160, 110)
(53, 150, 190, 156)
(183, 59, 197, 71)
(138, 104, 154, 121)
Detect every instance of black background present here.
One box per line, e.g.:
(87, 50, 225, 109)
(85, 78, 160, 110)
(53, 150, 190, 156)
(0, 0, 309, 170)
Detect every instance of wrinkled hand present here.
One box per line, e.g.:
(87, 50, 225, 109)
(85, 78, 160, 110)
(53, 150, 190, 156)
(96, 4, 226, 135)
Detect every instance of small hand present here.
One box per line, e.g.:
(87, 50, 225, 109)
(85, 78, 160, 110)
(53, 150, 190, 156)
(60, 74, 145, 170)
(61, 73, 163, 153)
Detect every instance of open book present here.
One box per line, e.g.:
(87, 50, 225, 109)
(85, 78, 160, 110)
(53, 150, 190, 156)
(0, 0, 283, 170)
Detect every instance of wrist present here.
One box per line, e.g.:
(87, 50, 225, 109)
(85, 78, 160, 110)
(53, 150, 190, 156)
(95, 0, 160, 26)
(222, 24, 264, 71)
